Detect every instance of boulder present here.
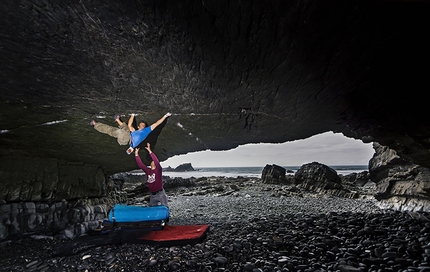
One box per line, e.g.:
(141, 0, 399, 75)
(261, 164, 287, 184)
(295, 162, 341, 185)
(294, 162, 358, 198)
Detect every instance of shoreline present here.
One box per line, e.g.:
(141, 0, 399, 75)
(159, 164, 370, 179)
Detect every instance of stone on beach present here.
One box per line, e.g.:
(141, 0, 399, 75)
(261, 164, 287, 184)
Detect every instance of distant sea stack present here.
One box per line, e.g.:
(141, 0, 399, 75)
(164, 163, 195, 172)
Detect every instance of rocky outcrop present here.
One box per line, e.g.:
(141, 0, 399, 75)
(369, 143, 430, 212)
(340, 171, 370, 187)
(261, 164, 287, 184)
(294, 162, 359, 198)
(167, 163, 195, 172)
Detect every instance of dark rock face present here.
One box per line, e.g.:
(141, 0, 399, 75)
(369, 143, 430, 211)
(295, 162, 341, 185)
(0, 157, 107, 203)
(0, 0, 429, 176)
(0, 157, 116, 240)
(261, 164, 287, 184)
(0, 197, 114, 240)
(340, 172, 370, 187)
(294, 162, 358, 198)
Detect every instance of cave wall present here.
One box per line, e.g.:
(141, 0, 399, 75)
(0, 197, 113, 240)
(0, 157, 107, 202)
(370, 143, 430, 212)
(0, 0, 429, 174)
(0, 157, 115, 240)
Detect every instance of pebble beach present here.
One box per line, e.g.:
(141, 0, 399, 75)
(1, 179, 430, 272)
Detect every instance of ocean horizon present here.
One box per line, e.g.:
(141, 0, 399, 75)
(160, 165, 368, 179)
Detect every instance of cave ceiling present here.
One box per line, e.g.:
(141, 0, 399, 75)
(0, 0, 429, 174)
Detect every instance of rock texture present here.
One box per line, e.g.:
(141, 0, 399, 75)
(0, 197, 115, 240)
(294, 162, 359, 198)
(0, 157, 127, 240)
(261, 164, 287, 184)
(370, 143, 430, 212)
(0, 157, 107, 202)
(0, 0, 429, 176)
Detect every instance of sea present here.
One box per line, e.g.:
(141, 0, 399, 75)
(162, 165, 368, 179)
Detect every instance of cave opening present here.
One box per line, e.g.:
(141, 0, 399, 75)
(160, 131, 374, 170)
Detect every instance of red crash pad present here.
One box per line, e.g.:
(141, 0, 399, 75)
(122, 224, 210, 246)
(53, 225, 210, 256)
(141, 224, 209, 242)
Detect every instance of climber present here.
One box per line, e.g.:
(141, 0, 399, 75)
(90, 112, 171, 154)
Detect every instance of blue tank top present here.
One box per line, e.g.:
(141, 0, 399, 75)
(130, 127, 152, 148)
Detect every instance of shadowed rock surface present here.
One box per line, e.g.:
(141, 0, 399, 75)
(0, 0, 429, 175)
(294, 162, 360, 198)
(370, 143, 430, 211)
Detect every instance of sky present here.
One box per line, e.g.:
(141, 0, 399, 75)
(160, 131, 375, 168)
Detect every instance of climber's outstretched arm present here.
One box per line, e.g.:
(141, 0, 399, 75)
(150, 113, 171, 131)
